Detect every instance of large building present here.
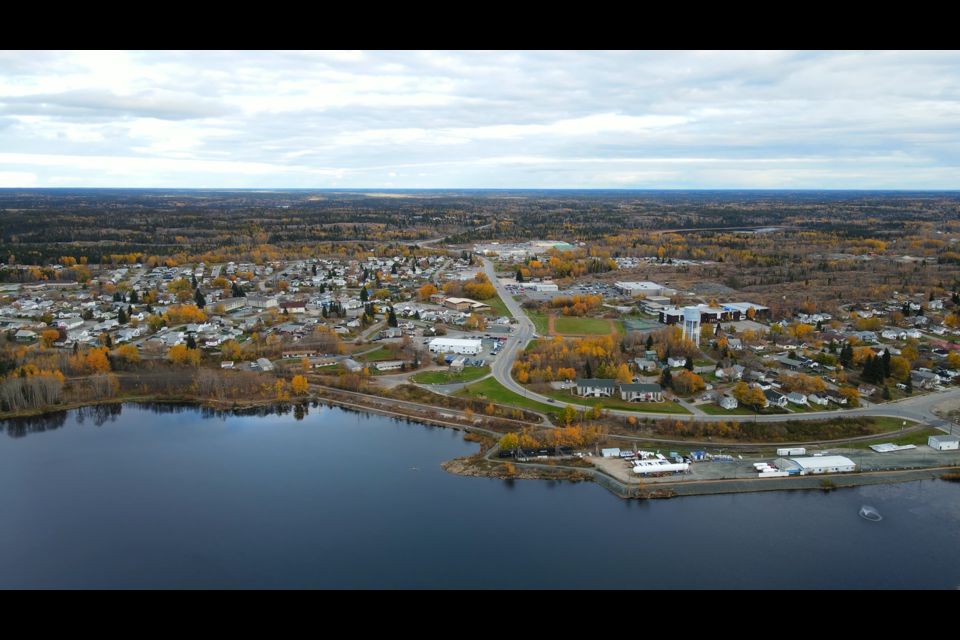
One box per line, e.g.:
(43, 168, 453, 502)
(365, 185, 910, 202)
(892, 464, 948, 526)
(574, 379, 616, 398)
(428, 338, 482, 355)
(928, 435, 960, 451)
(614, 281, 669, 297)
(620, 383, 662, 402)
(773, 455, 857, 475)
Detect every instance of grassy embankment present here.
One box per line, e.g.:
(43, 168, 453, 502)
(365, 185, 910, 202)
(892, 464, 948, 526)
(482, 293, 512, 318)
(456, 377, 562, 416)
(553, 317, 611, 335)
(539, 389, 692, 415)
(842, 427, 939, 450)
(411, 366, 490, 385)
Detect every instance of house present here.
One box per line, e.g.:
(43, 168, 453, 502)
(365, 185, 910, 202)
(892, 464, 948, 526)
(283, 348, 319, 359)
(643, 350, 659, 360)
(633, 358, 658, 372)
(779, 357, 803, 370)
(726, 338, 742, 350)
(881, 330, 901, 340)
(256, 357, 275, 372)
(667, 356, 686, 368)
(374, 360, 406, 371)
(824, 389, 848, 405)
(620, 383, 662, 403)
(279, 301, 307, 314)
(341, 358, 364, 373)
(221, 361, 234, 369)
(14, 329, 36, 342)
(574, 379, 616, 398)
(719, 395, 738, 410)
(764, 390, 787, 408)
(911, 370, 940, 389)
(786, 392, 808, 406)
(809, 392, 830, 406)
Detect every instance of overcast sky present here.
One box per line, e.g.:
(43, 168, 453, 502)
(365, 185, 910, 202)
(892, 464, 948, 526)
(1, 50, 958, 189)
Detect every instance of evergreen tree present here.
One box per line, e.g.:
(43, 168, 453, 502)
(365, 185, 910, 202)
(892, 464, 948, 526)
(186, 335, 197, 350)
(840, 342, 854, 368)
(192, 275, 198, 288)
(660, 367, 673, 389)
(684, 357, 694, 371)
(388, 307, 398, 328)
(905, 374, 914, 395)
(105, 334, 113, 349)
(584, 360, 593, 379)
(816, 319, 823, 331)
(413, 351, 420, 369)
(360, 287, 369, 303)
(952, 292, 960, 305)
(881, 349, 891, 379)
(312, 264, 317, 276)
(516, 270, 524, 283)
(72, 342, 79, 354)
(391, 263, 398, 275)
(715, 322, 721, 336)
(930, 291, 935, 302)
(645, 334, 654, 350)
(664, 345, 671, 363)
(881, 386, 892, 401)
(322, 306, 328, 319)
(194, 289, 206, 308)
(129, 290, 139, 304)
(117, 307, 127, 324)
(916, 306, 924, 317)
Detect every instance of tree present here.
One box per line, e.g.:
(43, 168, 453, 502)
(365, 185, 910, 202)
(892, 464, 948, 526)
(116, 344, 141, 366)
(221, 340, 242, 361)
(168, 344, 201, 366)
(733, 381, 767, 411)
(418, 284, 438, 301)
(40, 329, 61, 347)
(516, 270, 524, 283)
(615, 364, 632, 383)
(560, 404, 578, 426)
(186, 335, 197, 350)
(888, 356, 911, 383)
(838, 387, 860, 407)
(684, 357, 694, 371)
(645, 334, 654, 350)
(388, 307, 398, 328)
(499, 433, 519, 450)
(117, 307, 127, 324)
(360, 287, 369, 303)
(671, 370, 705, 396)
(291, 375, 309, 395)
(905, 373, 914, 395)
(659, 367, 673, 389)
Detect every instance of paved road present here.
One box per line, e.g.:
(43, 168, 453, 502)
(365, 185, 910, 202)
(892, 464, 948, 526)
(479, 257, 960, 435)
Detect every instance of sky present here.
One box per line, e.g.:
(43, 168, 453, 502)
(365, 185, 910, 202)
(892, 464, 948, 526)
(1, 50, 958, 190)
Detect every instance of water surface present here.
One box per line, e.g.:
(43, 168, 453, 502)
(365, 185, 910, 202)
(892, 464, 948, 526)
(1, 404, 958, 589)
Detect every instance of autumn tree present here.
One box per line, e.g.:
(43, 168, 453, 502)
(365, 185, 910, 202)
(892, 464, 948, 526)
(168, 344, 202, 366)
(116, 344, 141, 366)
(291, 375, 309, 395)
(418, 284, 439, 301)
(40, 329, 61, 347)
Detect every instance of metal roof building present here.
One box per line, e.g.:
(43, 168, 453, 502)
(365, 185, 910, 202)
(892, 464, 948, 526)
(928, 435, 960, 451)
(774, 455, 857, 475)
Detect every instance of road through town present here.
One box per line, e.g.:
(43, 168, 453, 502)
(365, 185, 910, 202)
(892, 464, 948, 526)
(480, 259, 960, 435)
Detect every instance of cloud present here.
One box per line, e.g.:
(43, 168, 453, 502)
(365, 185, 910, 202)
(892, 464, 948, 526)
(1, 51, 959, 187)
(0, 172, 37, 187)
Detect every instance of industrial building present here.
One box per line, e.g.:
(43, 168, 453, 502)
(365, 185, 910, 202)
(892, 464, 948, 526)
(928, 435, 960, 451)
(773, 455, 857, 475)
(614, 281, 669, 297)
(428, 338, 482, 355)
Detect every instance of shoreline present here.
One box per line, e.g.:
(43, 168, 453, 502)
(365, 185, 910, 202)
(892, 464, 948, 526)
(4, 396, 958, 500)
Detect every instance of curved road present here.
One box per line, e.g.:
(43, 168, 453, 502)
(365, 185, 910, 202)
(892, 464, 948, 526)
(479, 258, 960, 435)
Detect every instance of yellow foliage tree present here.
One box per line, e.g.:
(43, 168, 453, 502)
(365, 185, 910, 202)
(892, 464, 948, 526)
(40, 329, 61, 347)
(168, 344, 202, 366)
(116, 344, 141, 365)
(291, 375, 309, 395)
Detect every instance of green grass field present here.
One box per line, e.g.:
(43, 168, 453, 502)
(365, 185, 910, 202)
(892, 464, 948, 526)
(412, 366, 490, 385)
(553, 317, 611, 335)
(614, 321, 626, 335)
(540, 389, 692, 415)
(524, 309, 549, 334)
(525, 340, 539, 351)
(481, 294, 512, 318)
(359, 346, 396, 361)
(455, 378, 562, 415)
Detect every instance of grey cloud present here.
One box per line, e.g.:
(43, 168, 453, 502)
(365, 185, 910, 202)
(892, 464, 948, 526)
(0, 88, 237, 121)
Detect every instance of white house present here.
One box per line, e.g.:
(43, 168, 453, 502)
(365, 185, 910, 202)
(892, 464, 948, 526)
(786, 392, 808, 406)
(667, 356, 686, 368)
(620, 383, 662, 402)
(574, 379, 616, 398)
(928, 435, 959, 451)
(719, 395, 738, 410)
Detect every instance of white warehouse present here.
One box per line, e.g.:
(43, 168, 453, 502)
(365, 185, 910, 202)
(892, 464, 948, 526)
(428, 338, 483, 355)
(774, 455, 857, 475)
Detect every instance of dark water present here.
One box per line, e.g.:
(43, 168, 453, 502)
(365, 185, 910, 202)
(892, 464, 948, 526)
(2, 404, 959, 589)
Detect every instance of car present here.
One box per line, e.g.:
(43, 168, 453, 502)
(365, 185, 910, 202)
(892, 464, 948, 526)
(547, 399, 556, 403)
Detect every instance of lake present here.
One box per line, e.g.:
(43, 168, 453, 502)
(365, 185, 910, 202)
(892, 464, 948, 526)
(1, 403, 958, 589)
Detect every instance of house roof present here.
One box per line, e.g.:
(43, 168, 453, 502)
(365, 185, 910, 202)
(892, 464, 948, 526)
(621, 383, 661, 393)
(576, 378, 616, 388)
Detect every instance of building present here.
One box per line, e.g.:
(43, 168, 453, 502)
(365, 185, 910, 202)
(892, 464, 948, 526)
(207, 297, 247, 313)
(574, 379, 616, 398)
(428, 338, 482, 355)
(341, 358, 364, 372)
(282, 348, 319, 359)
(786, 392, 808, 406)
(374, 360, 406, 371)
(764, 390, 787, 408)
(279, 301, 307, 314)
(633, 358, 658, 372)
(442, 297, 490, 312)
(247, 296, 278, 309)
(256, 357, 274, 372)
(928, 435, 960, 451)
(774, 455, 857, 475)
(719, 395, 738, 410)
(449, 357, 467, 372)
(14, 330, 36, 342)
(614, 282, 667, 297)
(620, 383, 662, 402)
(526, 282, 558, 292)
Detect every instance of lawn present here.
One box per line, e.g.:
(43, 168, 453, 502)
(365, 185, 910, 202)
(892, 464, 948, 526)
(481, 294, 512, 318)
(698, 403, 763, 416)
(412, 366, 490, 385)
(358, 346, 396, 361)
(524, 309, 549, 334)
(525, 340, 539, 351)
(455, 378, 562, 415)
(843, 428, 941, 450)
(614, 321, 627, 335)
(540, 389, 692, 415)
(553, 317, 611, 335)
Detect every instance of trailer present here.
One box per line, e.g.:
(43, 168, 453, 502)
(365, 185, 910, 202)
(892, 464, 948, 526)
(776, 447, 807, 457)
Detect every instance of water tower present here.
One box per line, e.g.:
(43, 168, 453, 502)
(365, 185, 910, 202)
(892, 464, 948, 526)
(682, 306, 701, 346)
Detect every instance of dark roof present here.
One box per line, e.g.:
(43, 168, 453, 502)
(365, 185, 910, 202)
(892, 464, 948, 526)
(764, 390, 785, 400)
(576, 378, 616, 388)
(621, 383, 661, 393)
